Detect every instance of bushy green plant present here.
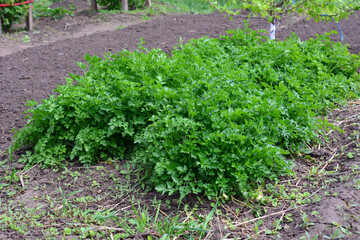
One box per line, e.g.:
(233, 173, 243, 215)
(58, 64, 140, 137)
(0, 3, 29, 32)
(13, 26, 360, 199)
(96, 0, 144, 10)
(32, 0, 75, 20)
(37, 6, 73, 20)
(157, 0, 228, 14)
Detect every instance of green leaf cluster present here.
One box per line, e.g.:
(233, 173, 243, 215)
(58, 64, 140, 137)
(96, 0, 145, 10)
(14, 26, 360, 199)
(206, 0, 360, 23)
(0, 1, 29, 32)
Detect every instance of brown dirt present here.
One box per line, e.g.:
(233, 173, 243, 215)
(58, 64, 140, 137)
(1, 1, 360, 239)
(0, 0, 163, 57)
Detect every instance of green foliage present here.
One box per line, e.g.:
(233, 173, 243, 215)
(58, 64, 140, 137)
(32, 0, 75, 20)
(13, 26, 360, 199)
(207, 0, 360, 23)
(157, 0, 228, 14)
(36, 7, 73, 20)
(0, 1, 29, 32)
(96, 0, 145, 10)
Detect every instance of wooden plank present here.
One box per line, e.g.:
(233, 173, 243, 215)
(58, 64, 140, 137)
(145, 0, 151, 7)
(26, 3, 33, 31)
(122, 0, 128, 11)
(91, 0, 98, 11)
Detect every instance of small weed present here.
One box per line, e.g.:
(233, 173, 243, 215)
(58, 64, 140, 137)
(300, 231, 319, 240)
(339, 174, 351, 182)
(300, 212, 315, 229)
(142, 15, 150, 21)
(311, 211, 321, 219)
(353, 178, 360, 190)
(323, 228, 346, 239)
(285, 213, 294, 222)
(22, 35, 31, 43)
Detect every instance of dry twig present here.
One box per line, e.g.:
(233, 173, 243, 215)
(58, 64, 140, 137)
(335, 113, 360, 126)
(234, 204, 308, 227)
(302, 186, 324, 202)
(217, 215, 223, 239)
(73, 223, 126, 232)
(319, 150, 338, 173)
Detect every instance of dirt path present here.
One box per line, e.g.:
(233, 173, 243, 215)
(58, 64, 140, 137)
(1, 4, 360, 239)
(0, 0, 162, 57)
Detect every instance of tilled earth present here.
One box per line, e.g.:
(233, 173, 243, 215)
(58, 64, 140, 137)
(1, 3, 360, 239)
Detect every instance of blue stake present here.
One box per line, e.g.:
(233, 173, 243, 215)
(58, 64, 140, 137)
(320, 14, 344, 41)
(291, 0, 343, 41)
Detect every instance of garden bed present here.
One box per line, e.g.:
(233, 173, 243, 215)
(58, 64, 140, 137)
(0, 1, 360, 239)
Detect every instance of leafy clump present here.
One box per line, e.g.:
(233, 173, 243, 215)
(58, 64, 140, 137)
(13, 26, 360, 199)
(96, 0, 144, 10)
(0, 4, 29, 32)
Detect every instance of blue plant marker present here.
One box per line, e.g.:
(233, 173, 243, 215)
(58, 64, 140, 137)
(320, 14, 344, 41)
(292, 0, 343, 41)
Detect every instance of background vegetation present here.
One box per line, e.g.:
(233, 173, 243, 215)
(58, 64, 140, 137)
(0, 2, 29, 32)
(97, 0, 145, 10)
(157, 0, 223, 14)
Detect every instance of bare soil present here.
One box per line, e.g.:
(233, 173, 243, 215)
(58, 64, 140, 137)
(1, 1, 360, 239)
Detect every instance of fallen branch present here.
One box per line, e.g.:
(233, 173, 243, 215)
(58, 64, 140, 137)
(73, 223, 126, 232)
(102, 196, 130, 211)
(319, 150, 338, 173)
(234, 204, 308, 226)
(302, 186, 324, 202)
(335, 113, 360, 126)
(128, 231, 154, 238)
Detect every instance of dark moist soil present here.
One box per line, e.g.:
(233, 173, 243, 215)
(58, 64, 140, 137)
(1, 2, 360, 239)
